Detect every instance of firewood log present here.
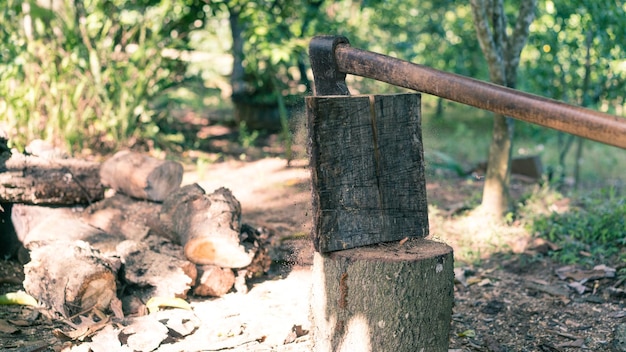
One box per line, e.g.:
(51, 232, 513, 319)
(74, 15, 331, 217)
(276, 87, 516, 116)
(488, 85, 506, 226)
(116, 240, 197, 300)
(100, 151, 183, 202)
(0, 153, 103, 205)
(193, 265, 235, 297)
(23, 241, 121, 318)
(17, 209, 123, 255)
(82, 193, 162, 242)
(159, 184, 255, 268)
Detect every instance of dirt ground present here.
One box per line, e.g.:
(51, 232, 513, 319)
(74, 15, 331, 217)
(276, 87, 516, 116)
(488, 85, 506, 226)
(1, 156, 626, 351)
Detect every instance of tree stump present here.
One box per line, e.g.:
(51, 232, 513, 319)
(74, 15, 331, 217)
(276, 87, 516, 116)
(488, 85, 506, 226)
(306, 91, 454, 350)
(310, 239, 454, 352)
(100, 151, 183, 202)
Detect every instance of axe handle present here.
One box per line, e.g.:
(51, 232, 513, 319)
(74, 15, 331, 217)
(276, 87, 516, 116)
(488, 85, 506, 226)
(330, 43, 626, 150)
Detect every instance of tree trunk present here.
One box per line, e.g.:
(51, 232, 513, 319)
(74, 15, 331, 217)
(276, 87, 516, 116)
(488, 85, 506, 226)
(0, 153, 104, 205)
(470, 0, 536, 218)
(99, 151, 183, 202)
(481, 114, 514, 216)
(310, 239, 454, 352)
(228, 5, 245, 99)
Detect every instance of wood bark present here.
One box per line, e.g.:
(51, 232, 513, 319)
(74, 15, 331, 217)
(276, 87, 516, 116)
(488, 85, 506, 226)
(307, 94, 428, 252)
(159, 184, 254, 268)
(193, 265, 235, 297)
(116, 241, 197, 300)
(15, 206, 123, 254)
(82, 193, 162, 242)
(23, 241, 121, 319)
(310, 239, 454, 352)
(0, 153, 103, 205)
(470, 0, 537, 217)
(100, 151, 183, 202)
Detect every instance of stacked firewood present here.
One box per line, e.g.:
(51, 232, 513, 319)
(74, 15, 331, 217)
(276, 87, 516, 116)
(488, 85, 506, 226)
(0, 144, 272, 319)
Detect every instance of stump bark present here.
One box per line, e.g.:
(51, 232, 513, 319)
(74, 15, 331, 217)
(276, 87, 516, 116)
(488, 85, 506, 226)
(310, 239, 454, 352)
(100, 151, 183, 202)
(0, 153, 103, 204)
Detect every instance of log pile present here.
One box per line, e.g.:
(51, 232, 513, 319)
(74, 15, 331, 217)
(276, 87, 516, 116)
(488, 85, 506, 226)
(1, 146, 273, 319)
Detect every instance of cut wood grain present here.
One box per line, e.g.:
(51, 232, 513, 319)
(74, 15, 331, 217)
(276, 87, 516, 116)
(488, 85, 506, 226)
(193, 265, 235, 297)
(100, 151, 183, 202)
(0, 153, 103, 205)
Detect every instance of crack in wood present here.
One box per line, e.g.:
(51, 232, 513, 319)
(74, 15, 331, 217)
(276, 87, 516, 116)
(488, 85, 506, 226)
(368, 95, 384, 210)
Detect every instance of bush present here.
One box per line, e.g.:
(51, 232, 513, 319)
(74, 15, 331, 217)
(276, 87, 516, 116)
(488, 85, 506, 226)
(530, 188, 626, 265)
(0, 0, 185, 154)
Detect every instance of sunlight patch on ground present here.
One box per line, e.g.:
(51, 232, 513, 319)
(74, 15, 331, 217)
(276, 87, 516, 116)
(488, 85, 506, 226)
(429, 207, 532, 265)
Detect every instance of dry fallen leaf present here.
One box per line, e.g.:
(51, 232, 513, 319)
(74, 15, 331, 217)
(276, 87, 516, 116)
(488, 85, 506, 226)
(54, 316, 110, 342)
(284, 324, 309, 344)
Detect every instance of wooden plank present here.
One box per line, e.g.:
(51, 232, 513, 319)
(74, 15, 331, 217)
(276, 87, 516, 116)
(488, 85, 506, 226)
(307, 93, 428, 253)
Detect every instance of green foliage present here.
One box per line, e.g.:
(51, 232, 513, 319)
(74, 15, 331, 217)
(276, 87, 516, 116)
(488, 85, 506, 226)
(530, 188, 626, 265)
(522, 0, 626, 109)
(0, 0, 196, 153)
(237, 122, 259, 148)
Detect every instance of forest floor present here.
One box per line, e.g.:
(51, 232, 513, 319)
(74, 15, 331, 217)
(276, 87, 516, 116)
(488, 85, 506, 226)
(1, 119, 626, 351)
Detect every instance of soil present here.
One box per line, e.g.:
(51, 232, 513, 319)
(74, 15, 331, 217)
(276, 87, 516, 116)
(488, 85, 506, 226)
(1, 156, 625, 351)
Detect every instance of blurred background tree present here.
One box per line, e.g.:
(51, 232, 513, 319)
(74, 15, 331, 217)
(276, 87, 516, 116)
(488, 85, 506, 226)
(469, 0, 537, 219)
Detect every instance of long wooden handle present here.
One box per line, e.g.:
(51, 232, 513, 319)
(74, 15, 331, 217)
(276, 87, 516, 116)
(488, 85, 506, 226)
(310, 36, 626, 149)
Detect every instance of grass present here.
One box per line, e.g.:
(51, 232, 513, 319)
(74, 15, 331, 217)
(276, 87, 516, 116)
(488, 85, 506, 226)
(525, 187, 626, 266)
